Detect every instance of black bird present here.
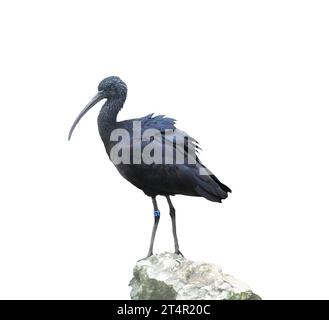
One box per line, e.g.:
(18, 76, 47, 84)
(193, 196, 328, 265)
(68, 76, 231, 258)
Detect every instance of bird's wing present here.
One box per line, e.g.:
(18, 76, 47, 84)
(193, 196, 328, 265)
(137, 114, 201, 159)
(122, 114, 231, 202)
(139, 113, 176, 131)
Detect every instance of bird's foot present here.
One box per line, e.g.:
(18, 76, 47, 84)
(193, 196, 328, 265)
(138, 252, 153, 262)
(174, 249, 184, 257)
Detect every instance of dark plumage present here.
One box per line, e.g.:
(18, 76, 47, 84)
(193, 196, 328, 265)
(69, 76, 231, 258)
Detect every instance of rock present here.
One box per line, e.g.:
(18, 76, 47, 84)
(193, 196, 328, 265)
(129, 252, 261, 300)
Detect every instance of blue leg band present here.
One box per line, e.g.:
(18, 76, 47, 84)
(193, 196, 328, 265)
(154, 210, 160, 217)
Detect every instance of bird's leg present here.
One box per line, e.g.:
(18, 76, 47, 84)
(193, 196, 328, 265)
(145, 196, 160, 258)
(166, 196, 184, 257)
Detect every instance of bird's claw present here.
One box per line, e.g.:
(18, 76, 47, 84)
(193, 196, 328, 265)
(138, 250, 183, 261)
(138, 252, 153, 262)
(175, 250, 184, 257)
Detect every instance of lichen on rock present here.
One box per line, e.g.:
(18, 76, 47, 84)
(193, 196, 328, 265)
(129, 252, 260, 300)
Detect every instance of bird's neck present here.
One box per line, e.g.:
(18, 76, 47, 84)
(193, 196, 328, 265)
(97, 98, 124, 142)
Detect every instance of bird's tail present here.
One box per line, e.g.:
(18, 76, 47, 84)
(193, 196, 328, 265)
(194, 172, 231, 203)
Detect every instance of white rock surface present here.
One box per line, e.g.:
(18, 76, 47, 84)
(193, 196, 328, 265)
(129, 252, 260, 300)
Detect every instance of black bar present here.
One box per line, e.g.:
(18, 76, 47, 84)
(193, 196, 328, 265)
(0, 299, 326, 319)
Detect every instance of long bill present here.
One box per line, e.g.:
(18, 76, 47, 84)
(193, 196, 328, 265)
(68, 92, 105, 140)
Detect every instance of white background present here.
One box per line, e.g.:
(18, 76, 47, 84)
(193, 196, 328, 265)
(0, 0, 328, 300)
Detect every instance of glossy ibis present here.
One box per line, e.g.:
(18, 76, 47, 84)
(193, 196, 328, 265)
(68, 76, 231, 258)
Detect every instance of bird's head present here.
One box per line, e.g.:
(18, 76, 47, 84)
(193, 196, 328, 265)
(68, 76, 127, 140)
(97, 76, 128, 100)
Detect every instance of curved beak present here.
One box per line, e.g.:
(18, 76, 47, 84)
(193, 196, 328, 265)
(68, 91, 106, 140)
